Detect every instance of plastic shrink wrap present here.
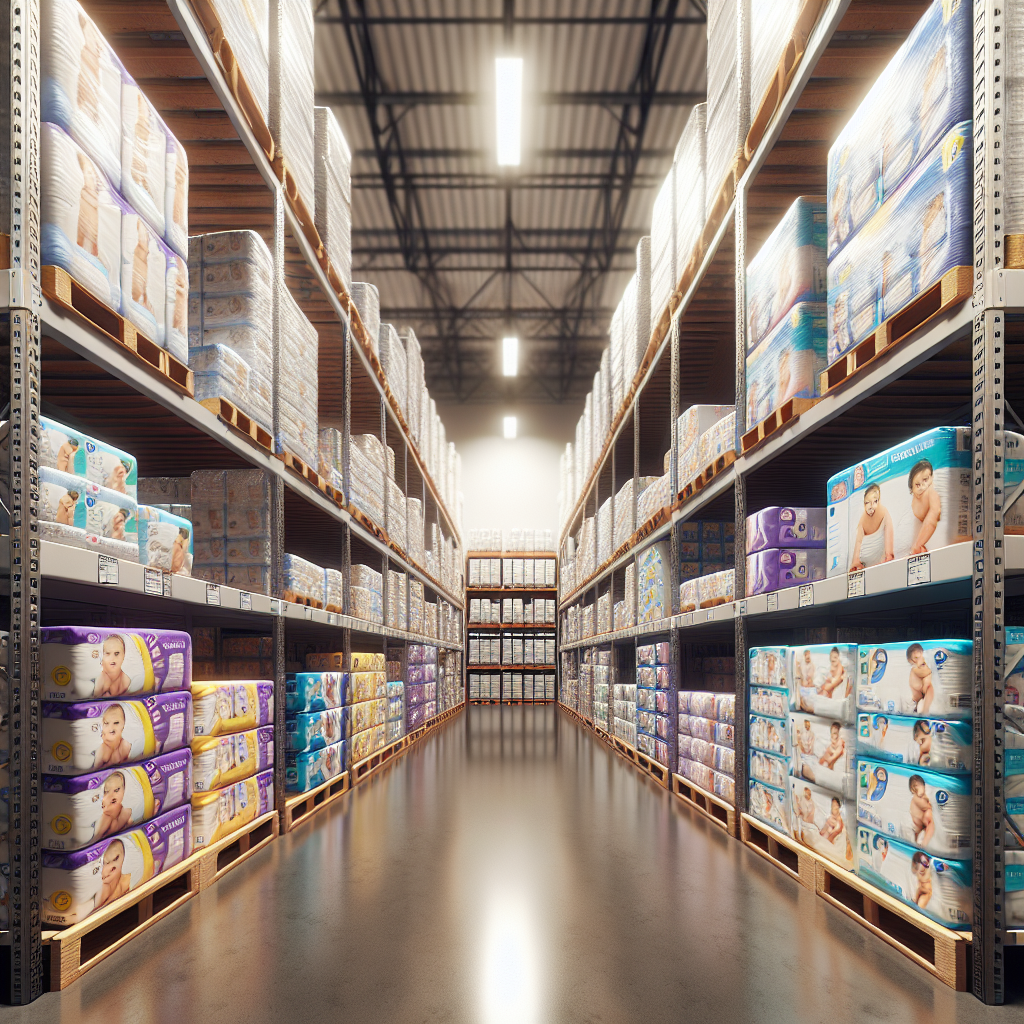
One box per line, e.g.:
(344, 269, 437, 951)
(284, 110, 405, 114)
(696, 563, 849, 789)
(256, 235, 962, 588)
(313, 106, 352, 294)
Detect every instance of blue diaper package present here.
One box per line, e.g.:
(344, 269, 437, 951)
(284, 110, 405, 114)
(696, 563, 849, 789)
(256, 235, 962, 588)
(750, 748, 789, 790)
(856, 639, 972, 720)
(40, 467, 138, 555)
(39, 416, 138, 498)
(857, 712, 971, 773)
(857, 757, 972, 859)
(285, 706, 345, 753)
(286, 740, 345, 792)
(137, 505, 192, 575)
(286, 671, 346, 713)
(746, 197, 826, 352)
(827, 121, 972, 364)
(789, 713, 857, 798)
(748, 647, 789, 690)
(745, 302, 827, 426)
(856, 826, 972, 929)
(749, 714, 789, 758)
(827, 0, 972, 259)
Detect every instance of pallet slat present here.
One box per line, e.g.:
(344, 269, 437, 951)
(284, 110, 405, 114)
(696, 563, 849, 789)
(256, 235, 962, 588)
(740, 397, 819, 454)
(198, 395, 273, 452)
(672, 773, 738, 836)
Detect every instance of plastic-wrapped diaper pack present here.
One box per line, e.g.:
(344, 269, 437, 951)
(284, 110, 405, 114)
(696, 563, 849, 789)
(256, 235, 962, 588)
(750, 778, 789, 833)
(40, 466, 138, 560)
(750, 715, 789, 757)
(746, 506, 826, 554)
(196, 0, 269, 122)
(745, 548, 826, 597)
(306, 651, 347, 672)
(42, 748, 192, 851)
(269, 0, 315, 204)
(39, 416, 138, 497)
(347, 671, 386, 705)
(827, 427, 971, 576)
(120, 210, 167, 345)
(750, 686, 788, 720)
(165, 135, 189, 259)
(286, 671, 345, 713)
(42, 691, 193, 775)
(856, 826, 971, 929)
(696, 569, 735, 608)
(42, 804, 191, 925)
(705, 0, 747, 202)
(191, 345, 273, 435)
(137, 506, 193, 575)
(789, 643, 856, 724)
(827, 0, 971, 259)
(192, 680, 274, 737)
(789, 713, 856, 798)
(350, 282, 380, 356)
(748, 647, 789, 689)
(192, 726, 273, 792)
(164, 247, 188, 363)
(286, 740, 345, 792)
(857, 712, 970, 774)
(697, 411, 737, 469)
(283, 552, 325, 605)
(286, 707, 344, 753)
(43, 626, 191, 701)
(636, 540, 671, 623)
(858, 758, 971, 859)
(856, 640, 972, 719)
(191, 768, 273, 849)
(750, 749, 789, 790)
(827, 121, 972, 363)
(788, 776, 856, 869)
(674, 103, 707, 291)
(277, 285, 320, 468)
(121, 80, 166, 237)
(746, 198, 827, 352)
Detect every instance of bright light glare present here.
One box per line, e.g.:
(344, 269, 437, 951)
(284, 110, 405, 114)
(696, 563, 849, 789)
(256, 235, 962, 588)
(495, 57, 523, 166)
(502, 336, 518, 376)
(480, 892, 540, 1024)
(503, 416, 517, 439)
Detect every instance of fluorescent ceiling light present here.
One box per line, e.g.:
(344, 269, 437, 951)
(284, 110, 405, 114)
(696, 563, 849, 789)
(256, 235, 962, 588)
(502, 336, 518, 376)
(495, 57, 523, 166)
(503, 416, 517, 439)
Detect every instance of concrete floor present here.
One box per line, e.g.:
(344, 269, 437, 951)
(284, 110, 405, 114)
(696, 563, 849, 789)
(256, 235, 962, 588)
(11, 704, 1023, 1023)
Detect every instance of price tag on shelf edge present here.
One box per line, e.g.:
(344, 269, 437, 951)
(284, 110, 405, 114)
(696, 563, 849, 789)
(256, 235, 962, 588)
(143, 567, 163, 598)
(327, 612, 337, 626)
(737, 600, 747, 616)
(163, 573, 172, 599)
(239, 591, 252, 612)
(304, 605, 313, 620)
(799, 584, 814, 608)
(206, 583, 222, 607)
(908, 552, 931, 587)
(98, 555, 118, 586)
(270, 598, 283, 617)
(847, 571, 865, 599)
(766, 592, 779, 612)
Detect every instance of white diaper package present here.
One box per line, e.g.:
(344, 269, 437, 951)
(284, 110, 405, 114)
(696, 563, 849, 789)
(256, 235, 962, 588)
(313, 106, 352, 294)
(121, 80, 167, 236)
(857, 758, 971, 859)
(856, 826, 971, 929)
(164, 246, 188, 363)
(41, 0, 123, 188)
(39, 415, 138, 498)
(277, 285, 319, 468)
(749, 685, 788, 719)
(827, 427, 971, 576)
(748, 647, 789, 690)
(788, 712, 856, 798)
(750, 749, 789, 790)
(789, 776, 855, 870)
(857, 713, 971, 774)
(137, 505, 193, 575)
(350, 282, 380, 356)
(788, 643, 857, 724)
(269, 0, 315, 205)
(41, 122, 122, 310)
(749, 714, 789, 758)
(121, 210, 166, 344)
(190, 344, 273, 433)
(749, 778, 789, 834)
(164, 134, 189, 259)
(857, 640, 972, 719)
(40, 467, 138, 558)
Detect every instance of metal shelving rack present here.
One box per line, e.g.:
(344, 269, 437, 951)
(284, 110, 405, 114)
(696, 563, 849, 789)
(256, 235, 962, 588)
(1, 0, 465, 1002)
(556, 0, 1020, 1003)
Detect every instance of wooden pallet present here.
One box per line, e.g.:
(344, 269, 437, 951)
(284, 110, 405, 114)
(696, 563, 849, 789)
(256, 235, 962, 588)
(282, 590, 324, 609)
(350, 504, 388, 543)
(635, 749, 670, 787)
(199, 396, 273, 452)
(701, 153, 747, 252)
(276, 449, 327, 492)
(283, 771, 351, 832)
(42, 266, 194, 396)
(672, 773, 738, 836)
(1005, 233, 1024, 269)
(43, 811, 277, 990)
(740, 397, 819, 454)
(679, 449, 737, 501)
(819, 265, 972, 396)
(740, 812, 818, 890)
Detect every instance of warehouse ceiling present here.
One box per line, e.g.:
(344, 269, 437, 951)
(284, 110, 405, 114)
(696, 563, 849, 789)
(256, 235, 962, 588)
(314, 0, 708, 404)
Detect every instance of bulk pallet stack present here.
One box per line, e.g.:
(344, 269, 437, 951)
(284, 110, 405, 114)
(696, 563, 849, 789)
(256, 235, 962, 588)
(557, 0, 1023, 1002)
(0, 0, 465, 1002)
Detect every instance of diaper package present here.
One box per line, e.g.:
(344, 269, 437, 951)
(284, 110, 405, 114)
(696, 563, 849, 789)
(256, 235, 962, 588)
(750, 686, 788, 720)
(41, 804, 191, 925)
(350, 282, 380, 357)
(750, 714, 789, 758)
(789, 643, 857, 724)
(305, 651, 347, 672)
(858, 757, 971, 859)
(42, 691, 193, 775)
(191, 726, 273, 792)
(190, 344, 273, 435)
(269, 0, 315, 205)
(137, 506, 193, 575)
(746, 506, 826, 554)
(286, 739, 345, 792)
(856, 640, 972, 719)
(286, 707, 345, 753)
(191, 768, 273, 849)
(120, 210, 167, 345)
(42, 748, 192, 851)
(750, 749, 789, 790)
(191, 680, 274, 737)
(41, 121, 122, 310)
(827, 427, 970, 575)
(749, 778, 790, 833)
(42, 626, 191, 701)
(346, 671, 386, 705)
(827, 121, 972, 363)
(789, 713, 856, 798)
(636, 540, 671, 623)
(39, 416, 138, 498)
(40, 467, 138, 559)
(350, 723, 387, 764)
(746, 197, 827, 352)
(745, 548, 826, 597)
(827, 0, 971, 259)
(311, 103, 352, 293)
(277, 272, 320, 469)
(164, 246, 188, 363)
(857, 713, 971, 773)
(856, 826, 971, 929)
(696, 569, 735, 608)
(121, 75, 167, 236)
(346, 699, 386, 737)
(164, 134, 189, 259)
(286, 671, 345, 713)
(789, 776, 856, 870)
(697, 411, 737, 468)
(748, 647, 789, 690)
(677, 405, 734, 459)
(745, 302, 827, 426)
(352, 651, 386, 671)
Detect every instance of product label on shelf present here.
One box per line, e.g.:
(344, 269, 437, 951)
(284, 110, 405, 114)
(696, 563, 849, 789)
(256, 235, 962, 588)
(766, 592, 779, 612)
(304, 605, 313, 620)
(144, 566, 162, 597)
(847, 571, 865, 598)
(98, 555, 118, 585)
(799, 584, 814, 608)
(206, 583, 221, 606)
(327, 612, 337, 626)
(738, 600, 747, 616)
(239, 591, 252, 612)
(908, 553, 931, 586)
(270, 599, 283, 617)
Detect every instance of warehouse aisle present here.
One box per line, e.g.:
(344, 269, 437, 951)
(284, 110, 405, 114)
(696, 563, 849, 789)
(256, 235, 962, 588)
(14, 705, 1019, 1024)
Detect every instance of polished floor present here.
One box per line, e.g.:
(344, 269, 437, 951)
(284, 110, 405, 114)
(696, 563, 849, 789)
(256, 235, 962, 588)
(12, 704, 1024, 1023)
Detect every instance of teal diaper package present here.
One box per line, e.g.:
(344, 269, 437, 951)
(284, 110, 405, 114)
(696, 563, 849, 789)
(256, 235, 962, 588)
(857, 713, 971, 773)
(39, 415, 138, 499)
(137, 505, 193, 575)
(856, 639, 972, 719)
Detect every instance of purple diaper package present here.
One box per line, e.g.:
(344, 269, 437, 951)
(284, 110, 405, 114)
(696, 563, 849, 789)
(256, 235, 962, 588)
(41, 804, 191, 925)
(407, 702, 427, 729)
(408, 663, 437, 685)
(42, 748, 192, 851)
(746, 548, 827, 597)
(43, 691, 193, 775)
(42, 626, 192, 701)
(406, 683, 426, 706)
(746, 507, 827, 554)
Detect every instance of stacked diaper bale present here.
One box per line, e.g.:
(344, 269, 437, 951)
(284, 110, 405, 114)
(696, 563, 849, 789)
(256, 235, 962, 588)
(674, 104, 707, 289)
(745, 197, 827, 425)
(379, 323, 408, 423)
(678, 519, 735, 583)
(402, 329, 424, 443)
(705, 0, 749, 203)
(282, 552, 326, 606)
(40, 626, 194, 925)
(386, 569, 408, 630)
(409, 580, 425, 635)
(349, 433, 387, 528)
(827, 0, 972, 366)
(350, 282, 381, 357)
(278, 286, 319, 469)
(612, 663, 638, 748)
(41, 0, 189, 364)
(386, 655, 406, 743)
(313, 106, 352, 295)
(578, 653, 594, 720)
(191, 676, 274, 848)
(677, 405, 733, 489)
(679, 569, 736, 614)
(188, 231, 273, 434)
(678, 691, 735, 803)
(747, 647, 791, 832)
(269, 0, 314, 208)
(407, 496, 425, 565)
(351, 563, 384, 624)
(36, 415, 139, 561)
(345, 652, 387, 765)
(286, 658, 346, 792)
(745, 506, 826, 597)
(749, 1, 808, 128)
(696, 412, 737, 477)
(593, 650, 611, 730)
(636, 643, 672, 765)
(191, 469, 273, 595)
(636, 475, 671, 529)
(597, 497, 612, 565)
(407, 645, 438, 729)
(612, 476, 658, 551)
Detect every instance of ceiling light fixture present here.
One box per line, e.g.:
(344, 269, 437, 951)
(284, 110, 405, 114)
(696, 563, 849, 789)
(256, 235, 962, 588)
(502, 336, 519, 376)
(503, 416, 518, 439)
(495, 57, 523, 166)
